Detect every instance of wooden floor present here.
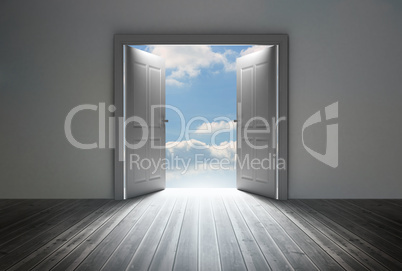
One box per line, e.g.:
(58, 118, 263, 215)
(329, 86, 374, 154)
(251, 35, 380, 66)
(0, 189, 401, 271)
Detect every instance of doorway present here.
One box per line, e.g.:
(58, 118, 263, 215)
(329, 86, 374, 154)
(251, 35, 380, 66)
(114, 35, 288, 200)
(130, 45, 260, 190)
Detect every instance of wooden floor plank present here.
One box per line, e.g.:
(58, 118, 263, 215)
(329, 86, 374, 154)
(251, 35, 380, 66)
(233, 192, 292, 271)
(198, 191, 221, 271)
(222, 191, 271, 271)
(39, 197, 144, 271)
(240, 193, 318, 270)
(0, 199, 109, 270)
(0, 193, 401, 271)
(173, 191, 200, 271)
(345, 199, 402, 224)
(211, 192, 247, 271)
(326, 200, 402, 245)
(125, 193, 180, 270)
(385, 199, 402, 208)
(340, 200, 402, 235)
(148, 192, 187, 271)
(385, 199, 402, 207)
(0, 200, 84, 254)
(274, 200, 369, 271)
(0, 199, 77, 246)
(0, 200, 25, 211)
(252, 195, 344, 271)
(101, 194, 172, 270)
(303, 200, 402, 261)
(61, 195, 156, 271)
(0, 200, 12, 209)
(8, 200, 124, 271)
(0, 199, 63, 229)
(294, 200, 402, 270)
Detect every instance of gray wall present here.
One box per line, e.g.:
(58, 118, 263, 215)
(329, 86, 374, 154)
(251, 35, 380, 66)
(1, 0, 401, 199)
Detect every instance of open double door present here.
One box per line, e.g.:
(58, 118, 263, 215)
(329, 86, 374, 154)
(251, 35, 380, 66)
(122, 45, 282, 200)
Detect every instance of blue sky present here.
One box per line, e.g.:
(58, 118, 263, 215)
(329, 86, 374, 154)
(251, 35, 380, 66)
(130, 45, 266, 187)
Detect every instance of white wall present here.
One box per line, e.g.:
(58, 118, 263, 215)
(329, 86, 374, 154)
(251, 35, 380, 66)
(1, 0, 401, 198)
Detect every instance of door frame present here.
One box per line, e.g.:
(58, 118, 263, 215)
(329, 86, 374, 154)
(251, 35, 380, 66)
(114, 34, 288, 200)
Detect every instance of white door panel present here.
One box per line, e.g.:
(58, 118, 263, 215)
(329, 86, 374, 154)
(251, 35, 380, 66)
(125, 46, 166, 198)
(236, 46, 277, 198)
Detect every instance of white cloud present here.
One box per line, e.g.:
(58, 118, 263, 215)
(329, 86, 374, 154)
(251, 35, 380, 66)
(221, 49, 237, 72)
(209, 141, 236, 159)
(147, 45, 236, 81)
(166, 78, 185, 87)
(240, 45, 269, 57)
(166, 139, 208, 152)
(166, 139, 236, 160)
(165, 139, 236, 187)
(143, 45, 271, 85)
(194, 120, 236, 134)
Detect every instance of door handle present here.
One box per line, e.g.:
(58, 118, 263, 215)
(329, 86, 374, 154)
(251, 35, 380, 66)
(233, 120, 238, 123)
(162, 120, 169, 123)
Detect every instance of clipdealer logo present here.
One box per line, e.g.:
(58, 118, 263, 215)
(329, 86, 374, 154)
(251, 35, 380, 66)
(302, 102, 338, 168)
